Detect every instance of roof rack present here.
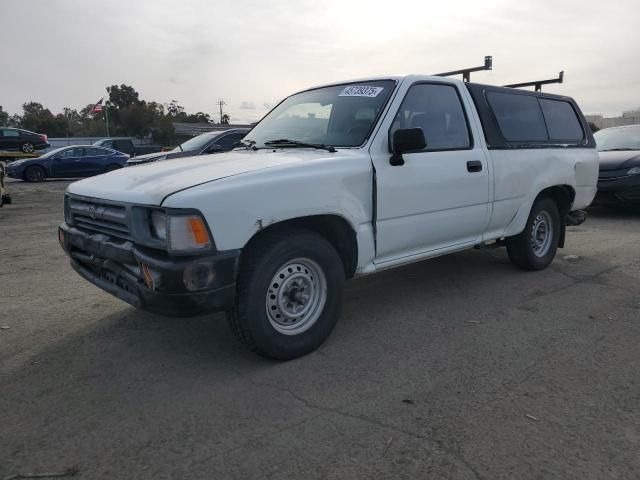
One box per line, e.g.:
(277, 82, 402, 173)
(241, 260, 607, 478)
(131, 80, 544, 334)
(504, 71, 564, 92)
(434, 56, 493, 82)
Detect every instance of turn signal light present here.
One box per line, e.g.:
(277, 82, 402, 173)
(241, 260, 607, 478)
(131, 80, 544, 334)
(189, 217, 209, 245)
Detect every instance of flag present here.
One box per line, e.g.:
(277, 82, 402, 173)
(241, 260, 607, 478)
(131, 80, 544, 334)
(92, 98, 104, 113)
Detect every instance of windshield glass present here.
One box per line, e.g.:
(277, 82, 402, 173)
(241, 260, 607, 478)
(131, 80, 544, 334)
(171, 132, 220, 152)
(245, 80, 396, 148)
(594, 127, 640, 151)
(39, 147, 68, 158)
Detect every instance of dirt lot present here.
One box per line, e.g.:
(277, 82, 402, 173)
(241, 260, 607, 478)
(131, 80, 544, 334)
(1, 178, 639, 479)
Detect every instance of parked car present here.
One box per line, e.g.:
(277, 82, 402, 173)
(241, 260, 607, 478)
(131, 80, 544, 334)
(5, 145, 128, 182)
(59, 75, 598, 359)
(127, 128, 250, 166)
(0, 128, 49, 153)
(93, 138, 162, 157)
(592, 125, 640, 206)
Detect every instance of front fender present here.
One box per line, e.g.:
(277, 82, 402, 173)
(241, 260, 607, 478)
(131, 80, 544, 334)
(162, 153, 375, 262)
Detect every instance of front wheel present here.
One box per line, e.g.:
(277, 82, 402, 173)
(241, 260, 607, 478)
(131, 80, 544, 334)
(228, 229, 345, 360)
(506, 196, 560, 270)
(23, 165, 46, 182)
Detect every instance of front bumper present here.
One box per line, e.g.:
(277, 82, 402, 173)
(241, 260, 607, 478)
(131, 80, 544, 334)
(594, 174, 640, 206)
(59, 223, 240, 316)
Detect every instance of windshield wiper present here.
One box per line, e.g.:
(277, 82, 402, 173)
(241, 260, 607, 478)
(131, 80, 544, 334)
(599, 148, 638, 151)
(240, 139, 258, 150)
(264, 139, 336, 153)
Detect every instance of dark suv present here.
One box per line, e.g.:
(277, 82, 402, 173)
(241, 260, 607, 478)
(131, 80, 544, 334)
(0, 128, 49, 153)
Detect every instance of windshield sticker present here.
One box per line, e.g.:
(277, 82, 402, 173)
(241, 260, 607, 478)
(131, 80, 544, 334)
(339, 85, 384, 98)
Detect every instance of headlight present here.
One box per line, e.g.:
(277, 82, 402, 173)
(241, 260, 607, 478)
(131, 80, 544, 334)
(150, 210, 212, 253)
(627, 167, 640, 176)
(150, 210, 167, 240)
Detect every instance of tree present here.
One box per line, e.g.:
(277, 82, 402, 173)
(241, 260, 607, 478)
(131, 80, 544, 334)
(588, 122, 600, 133)
(166, 100, 185, 118)
(0, 106, 8, 127)
(183, 112, 211, 123)
(221, 113, 230, 125)
(20, 102, 67, 136)
(106, 84, 141, 110)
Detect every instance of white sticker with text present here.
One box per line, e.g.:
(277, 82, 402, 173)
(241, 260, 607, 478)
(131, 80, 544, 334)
(339, 85, 384, 97)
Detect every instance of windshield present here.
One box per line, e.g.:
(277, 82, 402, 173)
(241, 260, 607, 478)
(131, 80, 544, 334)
(245, 80, 396, 148)
(171, 132, 220, 152)
(594, 127, 640, 151)
(39, 147, 68, 158)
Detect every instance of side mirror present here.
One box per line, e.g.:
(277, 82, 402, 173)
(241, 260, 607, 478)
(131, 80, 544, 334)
(390, 128, 426, 166)
(206, 144, 222, 154)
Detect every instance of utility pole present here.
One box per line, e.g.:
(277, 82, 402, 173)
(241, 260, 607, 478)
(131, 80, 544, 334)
(216, 99, 226, 124)
(105, 104, 110, 137)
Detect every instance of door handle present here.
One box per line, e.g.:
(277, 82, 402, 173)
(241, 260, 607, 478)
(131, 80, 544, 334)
(467, 160, 482, 173)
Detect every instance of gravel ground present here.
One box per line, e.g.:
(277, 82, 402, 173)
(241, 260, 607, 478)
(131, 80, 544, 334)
(1, 178, 639, 480)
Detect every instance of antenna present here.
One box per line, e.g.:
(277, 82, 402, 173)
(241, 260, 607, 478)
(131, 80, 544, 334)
(434, 56, 492, 82)
(504, 71, 564, 92)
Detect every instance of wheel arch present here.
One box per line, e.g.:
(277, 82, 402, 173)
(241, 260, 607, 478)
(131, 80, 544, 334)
(536, 185, 576, 248)
(22, 163, 47, 181)
(242, 214, 359, 279)
(504, 184, 576, 246)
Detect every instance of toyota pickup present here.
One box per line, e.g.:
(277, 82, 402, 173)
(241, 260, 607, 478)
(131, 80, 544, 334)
(59, 75, 598, 359)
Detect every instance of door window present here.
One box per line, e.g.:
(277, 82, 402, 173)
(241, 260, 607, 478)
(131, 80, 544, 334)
(391, 84, 471, 150)
(2, 129, 20, 137)
(57, 148, 76, 158)
(87, 148, 107, 156)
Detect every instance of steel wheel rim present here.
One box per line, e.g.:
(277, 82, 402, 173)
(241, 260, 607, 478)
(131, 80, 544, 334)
(22, 143, 34, 153)
(531, 211, 553, 257)
(265, 257, 327, 336)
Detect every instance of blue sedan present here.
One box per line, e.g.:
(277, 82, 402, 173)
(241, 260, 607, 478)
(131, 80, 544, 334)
(5, 146, 129, 182)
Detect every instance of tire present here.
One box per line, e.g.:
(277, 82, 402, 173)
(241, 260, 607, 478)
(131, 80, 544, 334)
(105, 164, 122, 173)
(23, 165, 46, 182)
(20, 142, 35, 153)
(506, 196, 560, 271)
(228, 228, 345, 360)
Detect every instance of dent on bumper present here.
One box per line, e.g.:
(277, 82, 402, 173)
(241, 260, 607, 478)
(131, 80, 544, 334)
(59, 223, 240, 316)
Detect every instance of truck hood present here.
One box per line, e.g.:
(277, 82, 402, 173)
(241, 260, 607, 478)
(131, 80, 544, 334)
(598, 150, 640, 171)
(67, 149, 331, 205)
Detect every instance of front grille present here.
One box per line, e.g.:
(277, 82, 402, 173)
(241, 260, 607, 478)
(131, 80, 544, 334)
(67, 196, 131, 239)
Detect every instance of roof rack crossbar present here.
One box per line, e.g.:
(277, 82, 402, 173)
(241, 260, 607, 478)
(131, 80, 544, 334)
(504, 71, 564, 92)
(434, 56, 492, 82)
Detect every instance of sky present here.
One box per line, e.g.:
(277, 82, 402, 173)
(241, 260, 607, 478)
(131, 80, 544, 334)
(1, 0, 639, 122)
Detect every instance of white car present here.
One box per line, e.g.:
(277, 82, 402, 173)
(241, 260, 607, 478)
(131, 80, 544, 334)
(59, 75, 598, 359)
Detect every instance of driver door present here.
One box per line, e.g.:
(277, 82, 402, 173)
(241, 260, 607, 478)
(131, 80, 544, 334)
(370, 80, 491, 265)
(51, 148, 83, 177)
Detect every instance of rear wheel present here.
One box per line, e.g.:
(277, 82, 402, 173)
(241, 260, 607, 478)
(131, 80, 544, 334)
(20, 142, 35, 153)
(228, 229, 345, 360)
(24, 165, 45, 182)
(506, 196, 560, 270)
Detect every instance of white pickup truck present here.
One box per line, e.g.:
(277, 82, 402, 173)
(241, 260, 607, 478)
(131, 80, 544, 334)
(59, 75, 598, 359)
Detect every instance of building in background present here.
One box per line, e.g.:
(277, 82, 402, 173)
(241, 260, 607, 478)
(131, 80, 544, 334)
(586, 108, 640, 130)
